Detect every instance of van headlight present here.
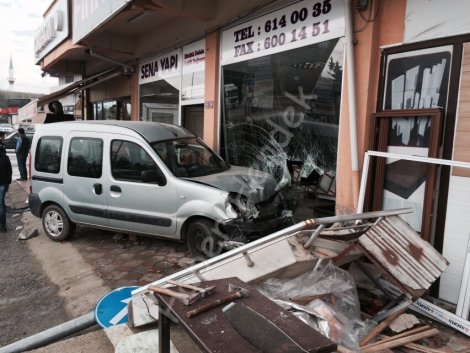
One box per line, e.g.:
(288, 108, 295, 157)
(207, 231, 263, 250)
(227, 193, 259, 220)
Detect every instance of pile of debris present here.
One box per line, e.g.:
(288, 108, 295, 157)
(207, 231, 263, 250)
(253, 214, 466, 352)
(132, 209, 469, 353)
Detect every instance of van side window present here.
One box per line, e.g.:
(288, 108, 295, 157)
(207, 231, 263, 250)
(111, 140, 159, 183)
(35, 137, 63, 174)
(68, 138, 103, 178)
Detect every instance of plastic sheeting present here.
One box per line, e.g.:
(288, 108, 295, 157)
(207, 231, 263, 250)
(257, 260, 371, 351)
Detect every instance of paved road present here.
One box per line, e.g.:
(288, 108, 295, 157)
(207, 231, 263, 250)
(1, 181, 200, 351)
(0, 182, 69, 347)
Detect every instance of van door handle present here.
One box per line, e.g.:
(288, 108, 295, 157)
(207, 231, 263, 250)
(110, 185, 121, 193)
(93, 183, 102, 195)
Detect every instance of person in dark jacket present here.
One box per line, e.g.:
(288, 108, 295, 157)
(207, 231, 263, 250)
(0, 145, 12, 232)
(15, 128, 30, 180)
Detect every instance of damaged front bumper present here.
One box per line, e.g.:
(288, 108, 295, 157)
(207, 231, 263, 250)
(221, 214, 294, 240)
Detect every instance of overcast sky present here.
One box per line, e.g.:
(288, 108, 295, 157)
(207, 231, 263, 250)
(0, 0, 58, 93)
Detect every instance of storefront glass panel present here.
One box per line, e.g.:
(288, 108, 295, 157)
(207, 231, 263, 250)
(182, 71, 205, 101)
(140, 77, 180, 124)
(221, 38, 344, 190)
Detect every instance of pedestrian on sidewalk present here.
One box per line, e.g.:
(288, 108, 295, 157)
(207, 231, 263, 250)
(15, 128, 30, 181)
(0, 131, 5, 147)
(0, 145, 12, 232)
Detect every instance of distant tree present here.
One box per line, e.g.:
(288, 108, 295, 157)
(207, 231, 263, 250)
(327, 57, 343, 84)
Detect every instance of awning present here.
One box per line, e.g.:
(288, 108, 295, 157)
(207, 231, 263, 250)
(37, 67, 123, 107)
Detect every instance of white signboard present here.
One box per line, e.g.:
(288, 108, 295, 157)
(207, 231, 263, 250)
(139, 49, 182, 84)
(73, 0, 129, 43)
(405, 0, 470, 43)
(182, 39, 206, 74)
(221, 0, 345, 65)
(34, 0, 69, 63)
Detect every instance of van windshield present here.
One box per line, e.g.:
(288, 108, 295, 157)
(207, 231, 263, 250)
(151, 137, 229, 177)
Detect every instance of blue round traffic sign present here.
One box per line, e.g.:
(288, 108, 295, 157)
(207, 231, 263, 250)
(95, 286, 139, 328)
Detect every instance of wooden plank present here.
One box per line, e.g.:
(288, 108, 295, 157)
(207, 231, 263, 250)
(455, 106, 470, 118)
(403, 342, 446, 353)
(372, 334, 446, 353)
(453, 148, 470, 162)
(359, 306, 411, 346)
(454, 119, 470, 133)
(361, 325, 431, 349)
(452, 167, 470, 178)
(457, 90, 470, 102)
(362, 328, 440, 352)
(454, 132, 470, 148)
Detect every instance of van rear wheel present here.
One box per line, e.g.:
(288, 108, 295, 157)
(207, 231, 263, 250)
(186, 219, 223, 259)
(42, 205, 75, 242)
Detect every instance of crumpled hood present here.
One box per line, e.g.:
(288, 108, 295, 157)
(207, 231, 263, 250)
(186, 166, 278, 203)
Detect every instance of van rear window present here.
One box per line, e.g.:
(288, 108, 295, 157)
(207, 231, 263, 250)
(35, 137, 63, 174)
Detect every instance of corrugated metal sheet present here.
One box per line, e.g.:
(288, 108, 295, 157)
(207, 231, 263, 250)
(358, 215, 449, 299)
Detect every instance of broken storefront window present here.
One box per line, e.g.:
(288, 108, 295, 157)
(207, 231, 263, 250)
(221, 38, 344, 193)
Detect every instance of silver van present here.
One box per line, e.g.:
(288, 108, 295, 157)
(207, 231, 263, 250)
(28, 121, 291, 258)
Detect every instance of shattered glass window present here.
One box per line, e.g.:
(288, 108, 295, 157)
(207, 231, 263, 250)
(221, 38, 344, 190)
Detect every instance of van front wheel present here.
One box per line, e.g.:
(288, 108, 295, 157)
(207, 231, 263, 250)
(186, 219, 223, 259)
(42, 205, 75, 242)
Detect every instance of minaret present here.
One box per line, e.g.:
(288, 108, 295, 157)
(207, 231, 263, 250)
(7, 55, 15, 89)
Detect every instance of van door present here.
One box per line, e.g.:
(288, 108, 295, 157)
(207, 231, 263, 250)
(63, 133, 108, 227)
(106, 137, 177, 237)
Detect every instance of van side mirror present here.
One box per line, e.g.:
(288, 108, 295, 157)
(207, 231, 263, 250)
(141, 169, 166, 186)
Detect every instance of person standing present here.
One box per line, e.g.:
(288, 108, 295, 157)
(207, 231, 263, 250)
(0, 145, 12, 232)
(15, 128, 30, 181)
(0, 131, 5, 147)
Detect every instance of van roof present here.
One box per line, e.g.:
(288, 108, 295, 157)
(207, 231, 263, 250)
(40, 121, 196, 142)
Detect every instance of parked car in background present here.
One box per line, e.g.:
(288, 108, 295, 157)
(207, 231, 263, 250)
(3, 125, 37, 150)
(0, 124, 14, 134)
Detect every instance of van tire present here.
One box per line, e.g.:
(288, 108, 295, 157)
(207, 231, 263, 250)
(42, 205, 75, 242)
(186, 219, 223, 259)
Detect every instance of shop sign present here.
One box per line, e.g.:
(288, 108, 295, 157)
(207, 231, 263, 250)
(221, 0, 345, 65)
(34, 0, 69, 63)
(0, 107, 19, 114)
(183, 39, 206, 74)
(73, 0, 129, 44)
(139, 49, 182, 84)
(405, 0, 470, 43)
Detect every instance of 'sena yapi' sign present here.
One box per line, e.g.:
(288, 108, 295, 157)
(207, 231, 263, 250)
(139, 49, 182, 84)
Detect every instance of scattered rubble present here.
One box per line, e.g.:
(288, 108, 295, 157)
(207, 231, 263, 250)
(135, 210, 468, 353)
(389, 313, 421, 333)
(18, 228, 39, 240)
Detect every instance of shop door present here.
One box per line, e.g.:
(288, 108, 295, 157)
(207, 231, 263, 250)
(182, 105, 204, 137)
(368, 45, 452, 243)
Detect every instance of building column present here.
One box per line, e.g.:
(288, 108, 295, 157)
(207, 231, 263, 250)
(203, 30, 220, 150)
(335, 0, 406, 214)
(130, 70, 140, 121)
